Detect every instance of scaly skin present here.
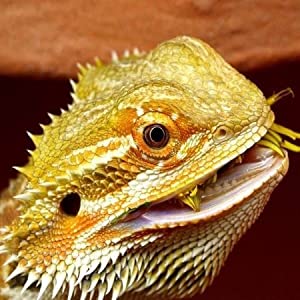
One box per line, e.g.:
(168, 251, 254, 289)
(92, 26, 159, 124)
(0, 36, 294, 299)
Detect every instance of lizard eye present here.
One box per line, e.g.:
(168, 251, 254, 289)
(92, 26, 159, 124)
(132, 111, 181, 160)
(143, 124, 169, 148)
(60, 192, 81, 216)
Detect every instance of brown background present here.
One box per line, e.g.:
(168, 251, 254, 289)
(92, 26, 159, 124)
(0, 1, 300, 299)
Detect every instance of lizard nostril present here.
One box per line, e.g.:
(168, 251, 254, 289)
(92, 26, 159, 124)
(213, 125, 233, 142)
(60, 192, 81, 216)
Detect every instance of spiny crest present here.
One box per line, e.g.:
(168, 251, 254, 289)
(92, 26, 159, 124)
(13, 104, 75, 181)
(4, 232, 159, 300)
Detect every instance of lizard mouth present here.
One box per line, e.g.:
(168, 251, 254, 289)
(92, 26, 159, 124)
(122, 121, 300, 228)
(139, 145, 287, 226)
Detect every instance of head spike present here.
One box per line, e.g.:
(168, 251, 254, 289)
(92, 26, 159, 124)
(94, 57, 102, 66)
(37, 273, 52, 300)
(0, 245, 8, 254)
(12, 166, 32, 178)
(123, 49, 130, 58)
(52, 272, 66, 299)
(47, 112, 56, 121)
(38, 123, 46, 132)
(21, 271, 40, 294)
(77, 63, 87, 75)
(70, 79, 77, 92)
(70, 92, 80, 103)
(26, 149, 34, 156)
(6, 264, 27, 282)
(26, 131, 43, 147)
(14, 193, 32, 201)
(111, 51, 119, 62)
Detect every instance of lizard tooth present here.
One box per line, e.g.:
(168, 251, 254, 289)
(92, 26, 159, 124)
(21, 271, 40, 293)
(111, 51, 119, 62)
(37, 273, 52, 300)
(6, 264, 26, 282)
(52, 271, 66, 299)
(111, 280, 122, 300)
(87, 273, 100, 292)
(97, 282, 107, 300)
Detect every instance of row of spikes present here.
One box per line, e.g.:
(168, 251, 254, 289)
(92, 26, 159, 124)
(14, 46, 145, 179)
(5, 233, 156, 300)
(70, 47, 145, 103)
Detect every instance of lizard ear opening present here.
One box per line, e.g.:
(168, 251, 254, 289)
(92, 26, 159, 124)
(60, 192, 81, 216)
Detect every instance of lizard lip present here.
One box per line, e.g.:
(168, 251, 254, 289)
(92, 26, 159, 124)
(122, 145, 289, 228)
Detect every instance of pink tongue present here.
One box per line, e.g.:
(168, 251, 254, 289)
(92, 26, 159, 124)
(123, 206, 150, 222)
(122, 145, 277, 226)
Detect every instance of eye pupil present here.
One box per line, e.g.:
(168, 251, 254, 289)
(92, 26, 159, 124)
(143, 124, 169, 148)
(150, 126, 165, 143)
(60, 192, 81, 216)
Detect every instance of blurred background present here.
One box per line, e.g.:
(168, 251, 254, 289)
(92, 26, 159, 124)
(0, 1, 299, 299)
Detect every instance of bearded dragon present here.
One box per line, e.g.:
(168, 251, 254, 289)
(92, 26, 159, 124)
(0, 36, 299, 300)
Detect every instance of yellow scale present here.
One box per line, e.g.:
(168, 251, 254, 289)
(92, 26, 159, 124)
(179, 88, 300, 212)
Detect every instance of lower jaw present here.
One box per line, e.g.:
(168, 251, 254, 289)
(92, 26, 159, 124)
(122, 145, 288, 228)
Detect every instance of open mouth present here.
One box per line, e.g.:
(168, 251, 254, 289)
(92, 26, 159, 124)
(121, 120, 299, 228)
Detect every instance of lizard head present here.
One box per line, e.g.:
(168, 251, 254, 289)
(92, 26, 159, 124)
(1, 36, 296, 299)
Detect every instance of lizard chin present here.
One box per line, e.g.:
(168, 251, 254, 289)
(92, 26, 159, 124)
(122, 145, 289, 228)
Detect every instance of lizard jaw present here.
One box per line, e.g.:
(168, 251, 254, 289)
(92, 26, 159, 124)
(122, 145, 289, 229)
